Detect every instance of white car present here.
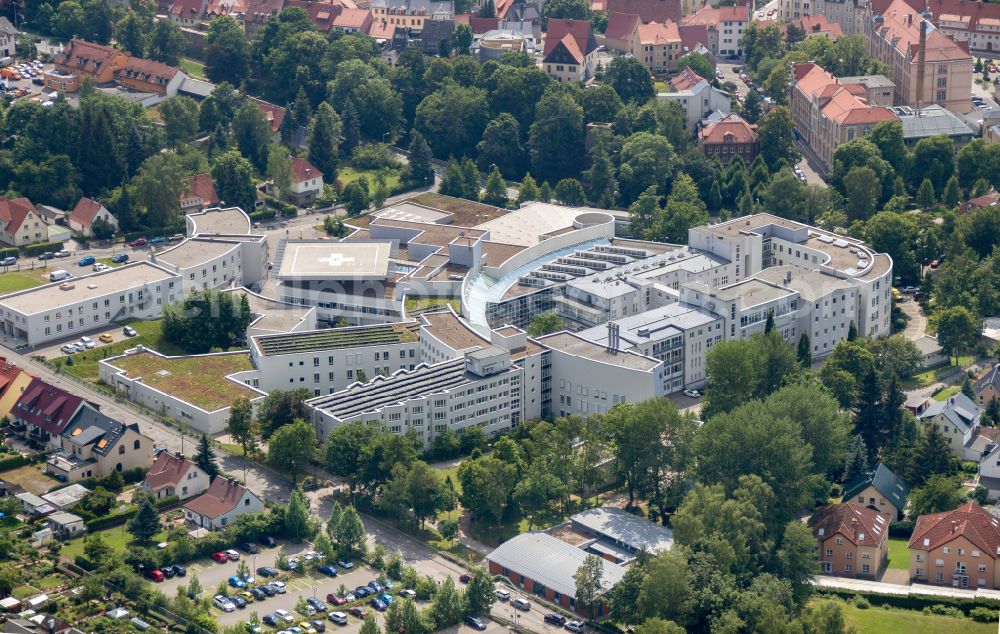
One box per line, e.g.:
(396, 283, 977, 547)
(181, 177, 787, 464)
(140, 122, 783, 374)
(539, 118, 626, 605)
(329, 611, 348, 625)
(213, 595, 235, 612)
(79, 336, 95, 349)
(337, 560, 354, 569)
(274, 608, 294, 623)
(271, 581, 287, 594)
(60, 343, 78, 355)
(93, 263, 110, 272)
(224, 549, 240, 560)
(683, 389, 701, 398)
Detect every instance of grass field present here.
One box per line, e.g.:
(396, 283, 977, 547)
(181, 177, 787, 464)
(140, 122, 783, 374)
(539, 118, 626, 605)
(107, 350, 256, 411)
(933, 385, 961, 401)
(0, 464, 59, 495)
(887, 537, 910, 570)
(61, 526, 170, 560)
(813, 598, 996, 633)
(0, 271, 45, 293)
(339, 166, 402, 192)
(180, 58, 207, 80)
(404, 296, 461, 314)
(51, 320, 188, 382)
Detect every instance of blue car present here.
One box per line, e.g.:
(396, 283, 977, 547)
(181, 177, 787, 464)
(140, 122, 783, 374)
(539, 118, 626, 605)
(368, 581, 383, 593)
(318, 564, 338, 577)
(111, 253, 129, 264)
(78, 256, 95, 266)
(370, 598, 387, 612)
(228, 575, 247, 589)
(379, 593, 394, 605)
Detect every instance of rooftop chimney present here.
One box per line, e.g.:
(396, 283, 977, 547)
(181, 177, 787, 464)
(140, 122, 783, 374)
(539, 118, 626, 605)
(915, 5, 929, 109)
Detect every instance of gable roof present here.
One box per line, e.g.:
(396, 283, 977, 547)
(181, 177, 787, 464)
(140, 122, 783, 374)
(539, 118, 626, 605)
(170, 0, 205, 18)
(69, 198, 106, 228)
(542, 18, 597, 60)
(605, 11, 641, 40)
(678, 23, 710, 51)
(637, 20, 681, 45)
(63, 403, 136, 456)
(183, 173, 220, 206)
(909, 501, 1000, 556)
(683, 3, 749, 28)
(918, 392, 981, 434)
(671, 67, 706, 91)
(873, 0, 972, 63)
(0, 198, 37, 234)
(253, 99, 285, 135)
(145, 450, 203, 491)
(55, 38, 127, 74)
(605, 0, 681, 23)
(121, 57, 180, 85)
(810, 502, 891, 547)
(976, 364, 1000, 395)
(842, 462, 911, 510)
(794, 14, 844, 39)
(183, 476, 254, 518)
(333, 7, 374, 30)
(0, 358, 28, 399)
(699, 113, 757, 145)
(13, 378, 87, 437)
(291, 156, 323, 182)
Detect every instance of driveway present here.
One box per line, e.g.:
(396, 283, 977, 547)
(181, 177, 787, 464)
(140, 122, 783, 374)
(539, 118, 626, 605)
(898, 296, 927, 341)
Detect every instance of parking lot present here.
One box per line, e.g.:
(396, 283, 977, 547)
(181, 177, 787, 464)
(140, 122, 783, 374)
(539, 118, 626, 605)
(1, 59, 54, 104)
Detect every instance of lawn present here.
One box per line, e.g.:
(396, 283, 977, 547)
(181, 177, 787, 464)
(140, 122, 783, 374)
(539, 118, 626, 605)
(817, 598, 996, 633)
(406, 193, 506, 224)
(61, 526, 170, 560)
(339, 166, 402, 192)
(0, 464, 60, 495)
(887, 537, 910, 570)
(901, 364, 963, 389)
(180, 58, 207, 80)
(404, 296, 461, 314)
(51, 319, 188, 382)
(106, 350, 257, 412)
(933, 385, 961, 401)
(0, 271, 45, 294)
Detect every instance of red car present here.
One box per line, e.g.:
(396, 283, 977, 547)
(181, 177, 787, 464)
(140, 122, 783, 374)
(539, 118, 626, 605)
(930, 259, 941, 269)
(327, 594, 348, 605)
(459, 573, 472, 584)
(128, 238, 148, 247)
(148, 569, 165, 582)
(210, 551, 230, 563)
(348, 607, 367, 619)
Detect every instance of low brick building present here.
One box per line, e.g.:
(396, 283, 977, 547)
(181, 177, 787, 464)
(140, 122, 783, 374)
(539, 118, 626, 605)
(698, 113, 757, 165)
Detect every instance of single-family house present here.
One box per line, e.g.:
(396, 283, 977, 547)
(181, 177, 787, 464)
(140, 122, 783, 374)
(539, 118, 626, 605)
(0, 359, 33, 421)
(0, 198, 47, 247)
(288, 157, 324, 206)
(46, 404, 152, 482)
(656, 67, 731, 131)
(810, 502, 891, 578)
(68, 198, 118, 237)
(142, 450, 211, 500)
(183, 476, 264, 530)
(841, 462, 910, 520)
(913, 334, 948, 369)
(11, 378, 88, 451)
(698, 113, 757, 164)
(916, 393, 982, 459)
(976, 442, 1000, 500)
(541, 18, 598, 83)
(0, 16, 17, 58)
(169, 0, 208, 27)
(255, 100, 286, 144)
(908, 501, 1000, 589)
(975, 364, 1000, 409)
(47, 511, 86, 539)
(960, 193, 999, 215)
(179, 173, 220, 213)
(604, 12, 641, 54)
(965, 427, 1000, 461)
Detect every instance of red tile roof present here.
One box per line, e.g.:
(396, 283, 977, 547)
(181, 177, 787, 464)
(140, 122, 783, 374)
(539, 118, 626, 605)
(54, 38, 127, 74)
(13, 378, 86, 437)
(684, 3, 749, 28)
(367, 18, 396, 40)
(543, 18, 598, 60)
(333, 7, 373, 30)
(183, 476, 251, 518)
(120, 57, 180, 85)
(0, 197, 37, 234)
(678, 23, 710, 51)
(256, 100, 285, 135)
(961, 193, 1000, 213)
(145, 450, 201, 491)
(874, 0, 1000, 35)
(495, 0, 517, 19)
(169, 0, 204, 18)
(605, 11, 641, 41)
(699, 113, 757, 145)
(0, 358, 28, 400)
(671, 67, 706, 91)
(810, 502, 892, 547)
(291, 156, 323, 182)
(794, 14, 844, 39)
(909, 501, 1000, 557)
(637, 20, 680, 45)
(874, 0, 972, 63)
(605, 0, 681, 24)
(183, 173, 220, 206)
(69, 198, 105, 228)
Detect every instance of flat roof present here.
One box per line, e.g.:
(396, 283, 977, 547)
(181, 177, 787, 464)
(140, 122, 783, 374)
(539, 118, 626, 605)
(0, 262, 176, 315)
(374, 203, 452, 224)
(570, 507, 674, 553)
(254, 322, 419, 356)
(578, 303, 719, 347)
(403, 192, 508, 225)
(224, 288, 314, 334)
(754, 264, 857, 302)
(481, 241, 526, 267)
(188, 207, 252, 236)
(712, 278, 794, 307)
(487, 532, 626, 598)
(474, 202, 588, 246)
(155, 238, 239, 270)
(537, 331, 660, 371)
(41, 484, 90, 508)
(277, 241, 391, 280)
(421, 310, 489, 352)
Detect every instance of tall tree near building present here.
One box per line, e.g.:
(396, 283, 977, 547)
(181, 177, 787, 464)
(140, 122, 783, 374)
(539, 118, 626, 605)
(853, 365, 884, 457)
(542, 0, 591, 20)
(517, 173, 540, 204)
(308, 103, 343, 183)
(574, 554, 605, 619)
(233, 101, 273, 172)
(458, 456, 517, 529)
(131, 153, 185, 227)
(843, 434, 869, 483)
(385, 599, 427, 634)
(909, 474, 964, 516)
(936, 306, 980, 364)
(796, 333, 811, 367)
(283, 488, 314, 542)
(160, 96, 199, 148)
(267, 145, 293, 199)
(529, 91, 585, 183)
(942, 175, 961, 208)
(211, 151, 257, 213)
(464, 567, 496, 616)
(194, 434, 219, 478)
(481, 166, 508, 207)
(909, 427, 957, 486)
(475, 113, 525, 179)
(757, 107, 799, 169)
(126, 498, 162, 542)
(777, 521, 819, 604)
(359, 614, 381, 634)
(205, 16, 251, 85)
(917, 178, 936, 208)
(268, 419, 317, 487)
(554, 178, 586, 206)
(430, 576, 465, 628)
(407, 132, 435, 186)
(606, 57, 654, 104)
(334, 504, 367, 554)
(637, 551, 692, 624)
(148, 19, 186, 65)
(257, 389, 312, 439)
(115, 11, 148, 58)
(227, 397, 256, 456)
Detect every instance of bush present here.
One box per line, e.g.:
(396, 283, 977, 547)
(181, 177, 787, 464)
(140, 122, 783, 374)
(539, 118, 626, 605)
(924, 604, 964, 618)
(22, 241, 64, 257)
(971, 607, 999, 622)
(815, 586, 1000, 616)
(961, 461, 979, 475)
(264, 195, 297, 216)
(889, 519, 914, 538)
(351, 144, 401, 171)
(0, 247, 17, 260)
(0, 454, 30, 471)
(249, 208, 277, 222)
(74, 555, 98, 571)
(851, 595, 871, 609)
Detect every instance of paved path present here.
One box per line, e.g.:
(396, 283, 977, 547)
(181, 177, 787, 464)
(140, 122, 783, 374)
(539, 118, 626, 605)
(814, 575, 1000, 601)
(898, 297, 928, 341)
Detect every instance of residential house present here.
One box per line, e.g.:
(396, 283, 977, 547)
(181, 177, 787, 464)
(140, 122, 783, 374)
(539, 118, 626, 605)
(964, 426, 1000, 461)
(183, 476, 264, 530)
(242, 0, 285, 37)
(604, 0, 685, 24)
(179, 173, 221, 213)
(0, 359, 32, 421)
(142, 450, 211, 500)
(976, 364, 1000, 408)
(682, 2, 750, 58)
(0, 198, 47, 247)
(635, 20, 683, 74)
(868, 0, 973, 113)
(169, 0, 208, 26)
(418, 18, 455, 55)
(541, 19, 598, 83)
(791, 14, 844, 40)
(873, 0, 1000, 56)
(368, 0, 454, 32)
(332, 7, 374, 33)
(46, 511, 85, 539)
(789, 62, 898, 171)
(454, 15, 500, 34)
(960, 193, 1000, 215)
(45, 38, 129, 93)
(68, 198, 118, 237)
(656, 67, 732, 130)
(810, 502, 891, 578)
(604, 11, 641, 53)
(698, 113, 757, 164)
(912, 334, 948, 369)
(975, 441, 1000, 500)
(908, 501, 1000, 589)
(0, 16, 16, 58)
(45, 404, 152, 482)
(916, 392, 982, 459)
(841, 462, 911, 520)
(10, 378, 88, 451)
(288, 157, 324, 205)
(118, 57, 187, 96)
(255, 99, 287, 145)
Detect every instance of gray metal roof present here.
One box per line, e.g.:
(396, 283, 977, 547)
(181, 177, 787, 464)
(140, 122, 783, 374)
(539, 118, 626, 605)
(895, 105, 975, 140)
(487, 532, 626, 597)
(570, 507, 674, 553)
(919, 392, 981, 435)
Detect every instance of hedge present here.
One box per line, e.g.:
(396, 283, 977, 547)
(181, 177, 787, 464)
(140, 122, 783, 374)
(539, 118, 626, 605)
(814, 585, 1000, 615)
(249, 208, 277, 222)
(264, 196, 297, 217)
(889, 519, 914, 538)
(0, 454, 30, 471)
(0, 247, 17, 260)
(22, 241, 64, 257)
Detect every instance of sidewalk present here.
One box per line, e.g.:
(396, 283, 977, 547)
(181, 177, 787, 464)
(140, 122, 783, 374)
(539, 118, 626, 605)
(814, 575, 1000, 601)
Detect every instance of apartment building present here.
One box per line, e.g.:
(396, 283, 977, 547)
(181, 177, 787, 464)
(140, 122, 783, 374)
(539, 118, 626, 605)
(635, 21, 683, 74)
(249, 322, 422, 395)
(780, 0, 870, 34)
(682, 3, 750, 57)
(45, 38, 129, 92)
(868, 0, 973, 113)
(45, 404, 152, 482)
(810, 502, 891, 578)
(542, 19, 598, 83)
(789, 62, 899, 171)
(605, 11, 641, 53)
(656, 68, 733, 130)
(870, 0, 1000, 55)
(698, 113, 758, 165)
(368, 0, 454, 32)
(909, 502, 1000, 589)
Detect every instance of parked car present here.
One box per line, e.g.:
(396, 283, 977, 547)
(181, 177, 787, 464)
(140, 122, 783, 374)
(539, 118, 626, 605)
(257, 566, 279, 577)
(318, 564, 338, 577)
(354, 586, 371, 598)
(459, 574, 472, 584)
(337, 559, 353, 569)
(214, 595, 236, 612)
(148, 569, 165, 582)
(78, 256, 95, 266)
(262, 614, 280, 627)
(238, 591, 255, 604)
(169, 233, 185, 241)
(368, 581, 383, 593)
(93, 263, 110, 272)
(512, 598, 531, 611)
(99, 333, 114, 343)
(37, 251, 54, 260)
(683, 389, 701, 398)
(369, 598, 387, 612)
(259, 535, 277, 547)
(240, 542, 259, 554)
(258, 584, 276, 597)
(210, 551, 229, 563)
(0, 256, 16, 266)
(274, 608, 295, 623)
(149, 236, 166, 244)
(270, 581, 287, 594)
(328, 611, 348, 626)
(378, 593, 394, 606)
(399, 589, 416, 599)
(79, 336, 95, 348)
(224, 549, 241, 560)
(250, 587, 266, 601)
(494, 588, 510, 602)
(231, 594, 247, 608)
(128, 238, 147, 247)
(565, 621, 585, 633)
(545, 614, 567, 626)
(123, 325, 137, 337)
(310, 619, 326, 632)
(54, 250, 70, 258)
(60, 343, 79, 355)
(228, 575, 247, 589)
(327, 593, 348, 605)
(160, 566, 175, 579)
(170, 564, 186, 577)
(111, 253, 129, 263)
(299, 622, 317, 634)
(307, 597, 327, 612)
(347, 607, 367, 619)
(465, 616, 488, 631)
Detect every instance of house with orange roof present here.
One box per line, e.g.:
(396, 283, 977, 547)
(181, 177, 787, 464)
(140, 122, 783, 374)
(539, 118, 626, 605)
(289, 157, 324, 205)
(68, 197, 118, 237)
(869, 0, 1000, 55)
(635, 20, 683, 73)
(0, 198, 46, 247)
(790, 62, 898, 171)
(604, 0, 687, 24)
(142, 450, 211, 500)
(605, 12, 641, 53)
(909, 501, 1000, 589)
(44, 38, 129, 93)
(682, 2, 749, 57)
(542, 18, 598, 83)
(331, 7, 374, 33)
(255, 99, 286, 144)
(810, 502, 892, 578)
(184, 476, 264, 529)
(0, 358, 32, 421)
(778, 0, 868, 35)
(118, 57, 187, 96)
(791, 14, 844, 40)
(698, 113, 757, 164)
(180, 174, 221, 213)
(869, 0, 973, 113)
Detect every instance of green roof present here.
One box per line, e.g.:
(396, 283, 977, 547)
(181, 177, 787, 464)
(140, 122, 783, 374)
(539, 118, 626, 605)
(255, 323, 419, 356)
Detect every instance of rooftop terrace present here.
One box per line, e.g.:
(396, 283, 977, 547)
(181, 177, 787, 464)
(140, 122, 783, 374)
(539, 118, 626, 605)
(254, 322, 419, 356)
(187, 207, 252, 236)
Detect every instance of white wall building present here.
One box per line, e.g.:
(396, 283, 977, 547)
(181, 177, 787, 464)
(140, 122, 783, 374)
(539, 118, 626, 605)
(183, 476, 264, 531)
